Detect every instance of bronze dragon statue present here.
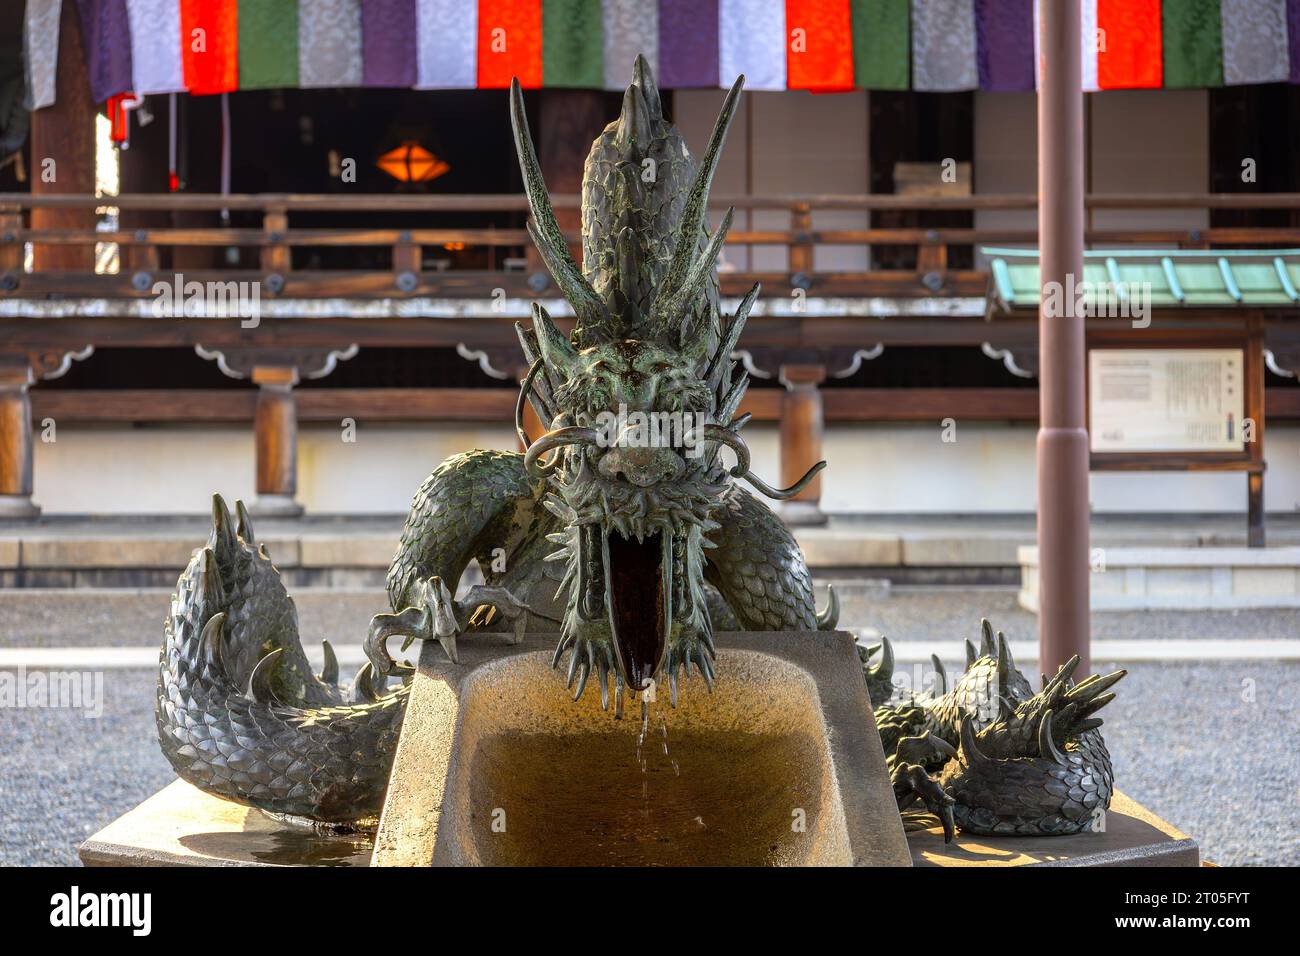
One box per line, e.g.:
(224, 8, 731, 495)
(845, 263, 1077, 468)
(156, 57, 1125, 845)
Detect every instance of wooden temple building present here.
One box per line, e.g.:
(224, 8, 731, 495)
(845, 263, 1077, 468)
(3, 1, 1300, 531)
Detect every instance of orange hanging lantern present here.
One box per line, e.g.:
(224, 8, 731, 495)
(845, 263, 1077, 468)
(376, 141, 451, 184)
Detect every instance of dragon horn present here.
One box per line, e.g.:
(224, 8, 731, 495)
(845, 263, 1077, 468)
(199, 548, 223, 611)
(815, 584, 839, 630)
(632, 53, 663, 123)
(209, 494, 238, 558)
(651, 74, 744, 328)
(509, 79, 609, 330)
(614, 79, 652, 148)
(960, 715, 989, 767)
(529, 302, 579, 378)
(996, 630, 1013, 683)
(234, 499, 255, 543)
(704, 281, 760, 386)
(868, 635, 895, 682)
(199, 611, 226, 671)
(247, 648, 284, 706)
(658, 205, 735, 337)
(979, 618, 995, 657)
(965, 638, 977, 669)
(1038, 710, 1067, 764)
(320, 639, 339, 686)
(931, 654, 948, 694)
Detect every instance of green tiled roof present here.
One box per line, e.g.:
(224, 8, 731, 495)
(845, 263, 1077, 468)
(984, 248, 1300, 309)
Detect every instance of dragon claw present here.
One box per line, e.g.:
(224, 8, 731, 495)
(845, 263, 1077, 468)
(368, 577, 533, 673)
(893, 761, 956, 844)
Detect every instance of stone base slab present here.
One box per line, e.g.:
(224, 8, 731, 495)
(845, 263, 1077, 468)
(81, 781, 1197, 868)
(908, 792, 1199, 866)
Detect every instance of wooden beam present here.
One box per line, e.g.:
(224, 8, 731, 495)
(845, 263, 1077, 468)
(9, 191, 1300, 212)
(27, 386, 1300, 425)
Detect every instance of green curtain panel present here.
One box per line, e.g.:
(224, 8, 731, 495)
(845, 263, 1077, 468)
(544, 0, 604, 88)
(1162, 0, 1224, 88)
(851, 0, 910, 90)
(238, 0, 300, 90)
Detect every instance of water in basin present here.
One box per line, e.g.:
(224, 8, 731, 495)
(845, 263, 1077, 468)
(440, 650, 852, 866)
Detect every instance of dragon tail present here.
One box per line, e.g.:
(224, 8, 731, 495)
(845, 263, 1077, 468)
(155, 495, 407, 824)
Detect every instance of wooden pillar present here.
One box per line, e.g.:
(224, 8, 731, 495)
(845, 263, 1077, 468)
(1037, 0, 1090, 677)
(252, 366, 303, 517)
(0, 359, 38, 518)
(29, 0, 97, 272)
(1246, 320, 1267, 547)
(778, 364, 827, 526)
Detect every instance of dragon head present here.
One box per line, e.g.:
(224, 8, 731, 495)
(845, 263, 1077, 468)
(509, 59, 822, 709)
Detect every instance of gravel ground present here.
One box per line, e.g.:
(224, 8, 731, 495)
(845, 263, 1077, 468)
(1, 662, 1295, 866)
(4, 583, 1299, 648)
(0, 670, 173, 866)
(1, 587, 1297, 866)
(0, 589, 387, 649)
(839, 584, 1300, 644)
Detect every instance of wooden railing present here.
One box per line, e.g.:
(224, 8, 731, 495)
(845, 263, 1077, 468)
(3, 192, 1300, 300)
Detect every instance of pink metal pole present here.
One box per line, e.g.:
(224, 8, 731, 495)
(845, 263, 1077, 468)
(1037, 0, 1090, 677)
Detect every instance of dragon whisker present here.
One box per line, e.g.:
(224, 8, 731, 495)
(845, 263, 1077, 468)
(523, 425, 602, 478)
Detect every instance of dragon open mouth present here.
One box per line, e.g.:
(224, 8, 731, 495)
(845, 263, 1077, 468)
(603, 527, 672, 692)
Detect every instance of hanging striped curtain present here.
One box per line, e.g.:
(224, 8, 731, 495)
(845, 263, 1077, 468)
(23, 0, 62, 110)
(362, 0, 418, 88)
(76, 0, 133, 104)
(719, 0, 785, 92)
(237, 0, 297, 90)
(299, 0, 362, 88)
(23, 0, 1300, 105)
(1290, 0, 1300, 82)
(851, 0, 909, 90)
(975, 0, 1034, 92)
(477, 0, 542, 88)
(658, 0, 719, 88)
(1163, 0, 1224, 88)
(1097, 0, 1163, 89)
(912, 0, 978, 92)
(601, 0, 656, 90)
(787, 0, 855, 92)
(416, 0, 478, 88)
(1221, 0, 1290, 84)
(543, 0, 604, 87)
(179, 0, 237, 95)
(127, 0, 184, 95)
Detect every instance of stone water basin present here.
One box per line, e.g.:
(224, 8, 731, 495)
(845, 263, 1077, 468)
(371, 631, 911, 867)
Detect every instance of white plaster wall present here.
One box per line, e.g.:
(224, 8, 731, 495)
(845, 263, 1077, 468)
(29, 422, 1300, 516)
(31, 423, 515, 514)
(818, 422, 1300, 514)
